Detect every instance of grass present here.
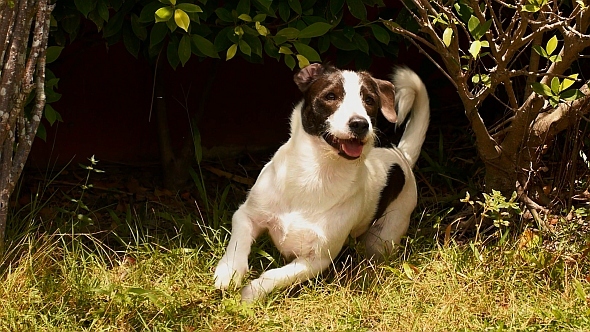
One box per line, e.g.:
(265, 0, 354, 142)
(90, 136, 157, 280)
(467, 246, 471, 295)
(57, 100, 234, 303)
(1, 156, 589, 331)
(0, 197, 589, 332)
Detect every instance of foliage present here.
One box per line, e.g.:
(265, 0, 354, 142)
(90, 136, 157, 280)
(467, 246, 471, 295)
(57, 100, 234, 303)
(50, 0, 399, 70)
(383, 0, 590, 209)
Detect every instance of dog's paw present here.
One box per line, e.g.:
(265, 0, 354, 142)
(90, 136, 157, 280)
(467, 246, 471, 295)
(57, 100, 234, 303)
(213, 258, 248, 290)
(240, 279, 266, 303)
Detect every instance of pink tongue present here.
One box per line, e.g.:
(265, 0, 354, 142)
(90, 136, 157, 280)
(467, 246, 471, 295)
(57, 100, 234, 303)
(341, 140, 363, 158)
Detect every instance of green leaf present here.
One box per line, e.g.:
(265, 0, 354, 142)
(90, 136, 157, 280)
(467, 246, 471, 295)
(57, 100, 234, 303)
(256, 0, 272, 9)
(123, 27, 140, 58)
(532, 45, 548, 58)
(276, 27, 299, 39)
(36, 122, 46, 141)
(468, 16, 479, 35)
(175, 9, 190, 32)
(96, 0, 109, 22)
(46, 78, 59, 88)
(343, 26, 355, 40)
(215, 8, 234, 23)
(522, 4, 540, 12)
(278, 1, 290, 22)
(550, 76, 561, 94)
(371, 24, 390, 45)
(243, 34, 263, 57)
(330, 0, 345, 15)
(330, 31, 357, 50)
(155, 7, 173, 23)
(347, 0, 367, 21)
(469, 40, 481, 58)
(318, 35, 330, 53)
(131, 14, 147, 40)
(45, 86, 62, 103)
(179, 34, 191, 66)
(176, 3, 202, 13)
(253, 14, 266, 22)
(192, 34, 219, 58)
(45, 104, 58, 125)
(532, 82, 553, 96)
(454, 2, 473, 24)
(140, 2, 164, 23)
(239, 39, 251, 56)
(103, 10, 124, 38)
(289, 0, 302, 14)
(46, 46, 64, 64)
(75, 0, 97, 17)
(560, 89, 585, 101)
(166, 17, 177, 32)
(238, 14, 252, 22)
(561, 74, 578, 91)
(353, 33, 369, 54)
(546, 35, 558, 55)
(150, 23, 168, 49)
(264, 40, 280, 59)
(167, 37, 180, 69)
(298, 22, 332, 38)
(443, 27, 453, 47)
(474, 19, 492, 40)
(293, 42, 321, 61)
(279, 45, 293, 54)
(226, 43, 238, 60)
(255, 22, 269, 36)
(284, 54, 296, 70)
(236, 0, 250, 15)
(296, 54, 310, 68)
(548, 54, 562, 63)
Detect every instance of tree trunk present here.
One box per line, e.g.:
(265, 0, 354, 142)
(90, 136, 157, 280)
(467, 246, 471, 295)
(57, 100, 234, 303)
(0, 0, 53, 248)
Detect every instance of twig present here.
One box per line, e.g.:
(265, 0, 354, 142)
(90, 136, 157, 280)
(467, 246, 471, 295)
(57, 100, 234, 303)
(203, 165, 255, 186)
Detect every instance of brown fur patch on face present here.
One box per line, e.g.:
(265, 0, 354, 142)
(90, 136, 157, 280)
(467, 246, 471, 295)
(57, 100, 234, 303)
(358, 72, 383, 126)
(300, 70, 345, 136)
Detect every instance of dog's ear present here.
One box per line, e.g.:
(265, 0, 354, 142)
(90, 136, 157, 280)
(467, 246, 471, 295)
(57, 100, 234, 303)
(294, 63, 325, 92)
(376, 79, 397, 123)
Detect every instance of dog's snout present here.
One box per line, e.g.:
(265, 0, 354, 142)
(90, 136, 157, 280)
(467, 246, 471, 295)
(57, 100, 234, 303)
(348, 117, 370, 137)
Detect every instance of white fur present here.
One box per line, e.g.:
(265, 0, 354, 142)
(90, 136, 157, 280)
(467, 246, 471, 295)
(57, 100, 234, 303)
(328, 71, 374, 139)
(214, 67, 430, 302)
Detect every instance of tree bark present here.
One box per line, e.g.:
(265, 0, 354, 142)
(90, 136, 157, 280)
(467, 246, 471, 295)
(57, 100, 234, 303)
(0, 0, 53, 248)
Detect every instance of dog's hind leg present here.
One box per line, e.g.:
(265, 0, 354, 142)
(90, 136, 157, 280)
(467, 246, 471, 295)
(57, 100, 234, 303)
(214, 207, 263, 290)
(240, 255, 332, 302)
(361, 195, 415, 261)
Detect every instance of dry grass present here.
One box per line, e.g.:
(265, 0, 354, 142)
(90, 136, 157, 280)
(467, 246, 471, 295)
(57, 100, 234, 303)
(0, 201, 588, 331)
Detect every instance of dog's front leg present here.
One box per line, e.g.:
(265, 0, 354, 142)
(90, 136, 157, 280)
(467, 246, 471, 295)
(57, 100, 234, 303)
(240, 256, 332, 302)
(214, 207, 262, 290)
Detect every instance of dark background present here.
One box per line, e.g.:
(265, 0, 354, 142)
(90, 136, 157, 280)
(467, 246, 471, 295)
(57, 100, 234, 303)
(28, 30, 461, 168)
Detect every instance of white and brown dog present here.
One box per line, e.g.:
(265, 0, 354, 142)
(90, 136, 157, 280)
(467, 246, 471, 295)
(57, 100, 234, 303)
(214, 63, 429, 302)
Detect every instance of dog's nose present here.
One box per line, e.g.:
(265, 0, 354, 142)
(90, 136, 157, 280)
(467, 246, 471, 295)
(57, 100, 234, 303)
(348, 117, 370, 137)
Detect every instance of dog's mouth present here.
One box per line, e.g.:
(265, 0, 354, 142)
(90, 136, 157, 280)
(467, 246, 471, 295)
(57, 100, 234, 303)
(322, 133, 365, 160)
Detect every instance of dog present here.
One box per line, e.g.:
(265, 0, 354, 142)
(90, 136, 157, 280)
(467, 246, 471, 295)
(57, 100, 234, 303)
(214, 63, 430, 302)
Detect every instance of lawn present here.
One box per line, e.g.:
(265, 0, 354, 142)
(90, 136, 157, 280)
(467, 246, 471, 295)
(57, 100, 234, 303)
(0, 158, 589, 331)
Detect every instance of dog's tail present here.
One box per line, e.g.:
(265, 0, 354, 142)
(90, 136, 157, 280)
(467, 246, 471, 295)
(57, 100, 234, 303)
(392, 67, 430, 167)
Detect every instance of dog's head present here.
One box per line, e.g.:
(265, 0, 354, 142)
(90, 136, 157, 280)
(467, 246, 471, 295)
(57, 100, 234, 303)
(294, 63, 397, 160)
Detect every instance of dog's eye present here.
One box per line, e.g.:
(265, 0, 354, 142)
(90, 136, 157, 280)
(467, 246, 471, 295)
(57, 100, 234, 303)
(364, 96, 375, 105)
(325, 92, 337, 101)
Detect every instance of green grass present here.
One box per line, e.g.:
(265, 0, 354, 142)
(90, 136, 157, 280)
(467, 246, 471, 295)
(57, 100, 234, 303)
(1, 197, 589, 331)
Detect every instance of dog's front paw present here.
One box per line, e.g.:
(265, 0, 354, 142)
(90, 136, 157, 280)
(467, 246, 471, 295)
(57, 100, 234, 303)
(240, 279, 267, 303)
(213, 258, 248, 290)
